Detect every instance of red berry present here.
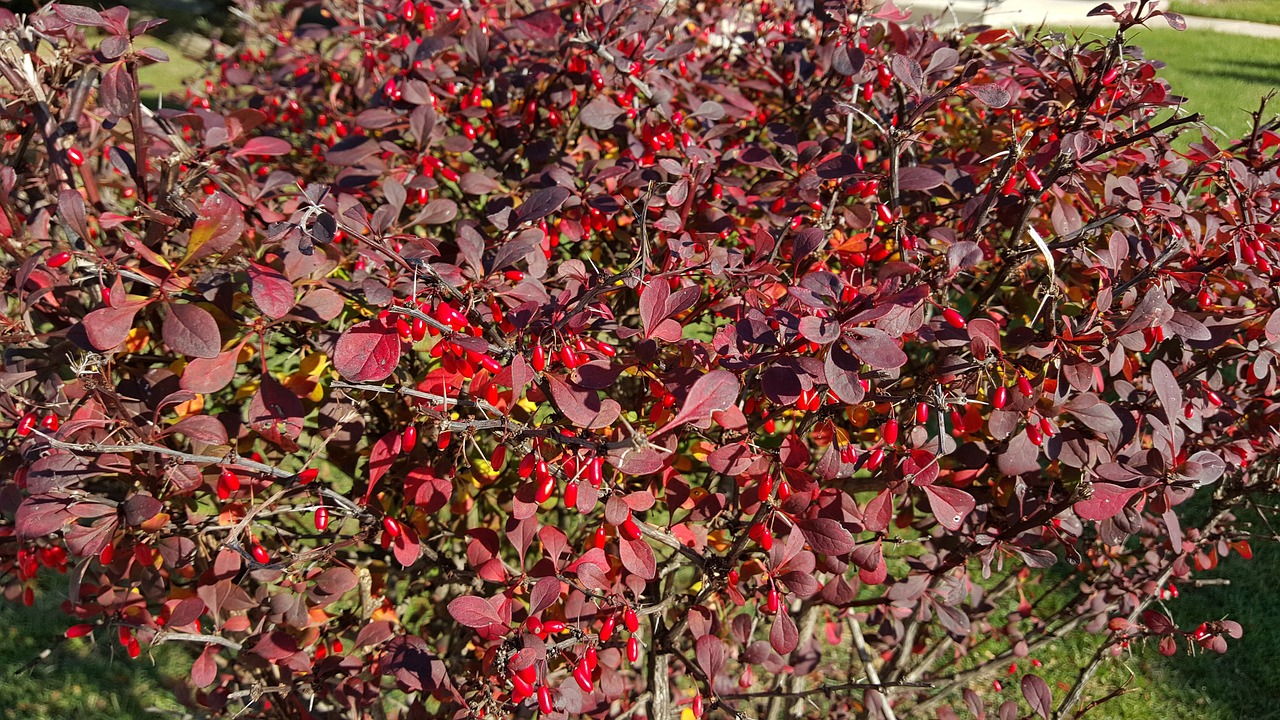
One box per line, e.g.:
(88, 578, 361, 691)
(572, 659, 594, 692)
(543, 619, 566, 635)
(942, 307, 966, 328)
(220, 468, 241, 492)
(1024, 167, 1043, 191)
(621, 516, 640, 541)
(47, 251, 72, 268)
(66, 147, 85, 166)
(626, 635, 639, 663)
(766, 587, 780, 614)
(883, 419, 899, 445)
(297, 468, 319, 484)
(600, 614, 616, 641)
(537, 686, 553, 714)
(15, 411, 36, 437)
(1017, 375, 1034, 397)
(401, 425, 417, 452)
(915, 401, 929, 424)
(65, 623, 94, 639)
(314, 506, 329, 531)
(993, 386, 1009, 410)
(251, 544, 270, 564)
(383, 517, 402, 537)
(1026, 423, 1043, 446)
(624, 607, 639, 633)
(532, 345, 546, 372)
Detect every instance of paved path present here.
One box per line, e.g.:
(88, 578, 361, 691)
(897, 0, 1280, 38)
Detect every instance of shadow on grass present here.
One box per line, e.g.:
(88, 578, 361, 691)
(1050, 503, 1280, 720)
(0, 587, 191, 720)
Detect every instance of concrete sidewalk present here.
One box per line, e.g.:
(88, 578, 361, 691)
(897, 0, 1280, 38)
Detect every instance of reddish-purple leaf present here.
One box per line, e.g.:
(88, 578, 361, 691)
(233, 136, 292, 157)
(247, 263, 296, 318)
(191, 645, 218, 688)
(1142, 609, 1174, 634)
(796, 518, 855, 555)
(80, 303, 142, 351)
(1020, 674, 1052, 719)
(968, 82, 1012, 108)
(334, 320, 402, 381)
(922, 485, 975, 531)
(447, 595, 503, 628)
(695, 635, 726, 679)
(247, 376, 304, 450)
(653, 370, 741, 436)
(580, 96, 623, 130)
(393, 523, 421, 567)
(619, 536, 656, 579)
(889, 54, 924, 95)
(185, 191, 245, 262)
(170, 414, 229, 446)
(169, 597, 206, 628)
(844, 327, 907, 370)
(180, 348, 240, 393)
(528, 576, 561, 615)
(770, 609, 798, 654)
(515, 186, 570, 224)
(363, 430, 402, 505)
(163, 302, 222, 358)
(864, 490, 894, 533)
(1074, 483, 1143, 521)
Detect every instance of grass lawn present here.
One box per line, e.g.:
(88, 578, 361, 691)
(0, 585, 190, 720)
(134, 34, 205, 104)
(982, 539, 1280, 720)
(1169, 0, 1280, 25)
(1048, 25, 1280, 145)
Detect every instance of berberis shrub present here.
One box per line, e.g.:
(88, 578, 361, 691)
(2, 0, 1278, 717)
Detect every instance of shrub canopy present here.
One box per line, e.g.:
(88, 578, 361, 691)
(1, 0, 1278, 717)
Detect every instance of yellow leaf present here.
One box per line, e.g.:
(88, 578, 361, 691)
(235, 380, 259, 401)
(173, 394, 204, 419)
(123, 327, 150, 353)
(300, 352, 329, 377)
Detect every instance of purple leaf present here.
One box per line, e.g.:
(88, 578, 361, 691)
(163, 302, 222, 359)
(796, 518, 855, 555)
(923, 485, 975, 531)
(1074, 483, 1143, 521)
(770, 610, 799, 654)
(334, 320, 402, 381)
(652, 370, 741, 436)
(1021, 674, 1052, 719)
(447, 595, 504, 629)
(695, 635, 726, 679)
(844, 327, 908, 370)
(247, 263, 296, 319)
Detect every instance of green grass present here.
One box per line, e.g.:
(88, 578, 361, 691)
(0, 585, 190, 720)
(944, 498, 1280, 720)
(134, 35, 205, 103)
(1169, 0, 1280, 25)
(1048, 26, 1280, 145)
